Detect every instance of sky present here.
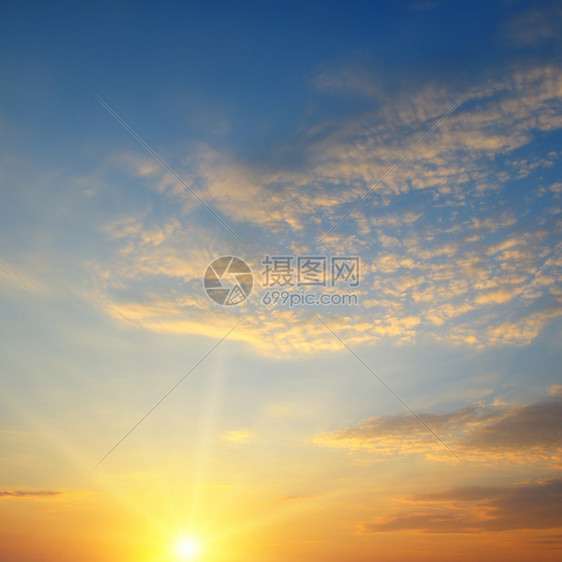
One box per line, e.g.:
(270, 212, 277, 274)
(1, 1, 562, 560)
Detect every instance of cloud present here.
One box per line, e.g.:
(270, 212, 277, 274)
(222, 429, 255, 445)
(551, 385, 562, 397)
(529, 533, 562, 548)
(0, 490, 61, 499)
(314, 394, 562, 466)
(464, 399, 562, 452)
(313, 65, 380, 99)
(150, 64, 562, 233)
(504, 3, 562, 47)
(0, 258, 46, 294)
(281, 495, 318, 502)
(485, 308, 562, 346)
(93, 212, 562, 353)
(82, 62, 562, 354)
(362, 479, 562, 533)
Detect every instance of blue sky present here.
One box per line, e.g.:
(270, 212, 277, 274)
(1, 1, 562, 561)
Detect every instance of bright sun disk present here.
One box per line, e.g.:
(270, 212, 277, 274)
(175, 537, 200, 559)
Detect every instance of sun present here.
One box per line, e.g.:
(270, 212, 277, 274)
(175, 537, 200, 560)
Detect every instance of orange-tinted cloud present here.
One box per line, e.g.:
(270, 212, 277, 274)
(363, 479, 562, 533)
(83, 63, 562, 354)
(0, 490, 61, 499)
(315, 394, 562, 466)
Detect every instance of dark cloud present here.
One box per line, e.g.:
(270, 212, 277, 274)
(316, 395, 562, 464)
(529, 533, 562, 548)
(363, 479, 562, 533)
(465, 399, 562, 451)
(0, 490, 61, 499)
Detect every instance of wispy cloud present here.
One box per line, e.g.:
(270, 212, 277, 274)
(315, 394, 562, 466)
(529, 533, 562, 548)
(75, 62, 562, 354)
(222, 429, 255, 445)
(0, 490, 61, 499)
(362, 479, 562, 533)
(281, 495, 318, 502)
(503, 2, 562, 47)
(0, 258, 46, 294)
